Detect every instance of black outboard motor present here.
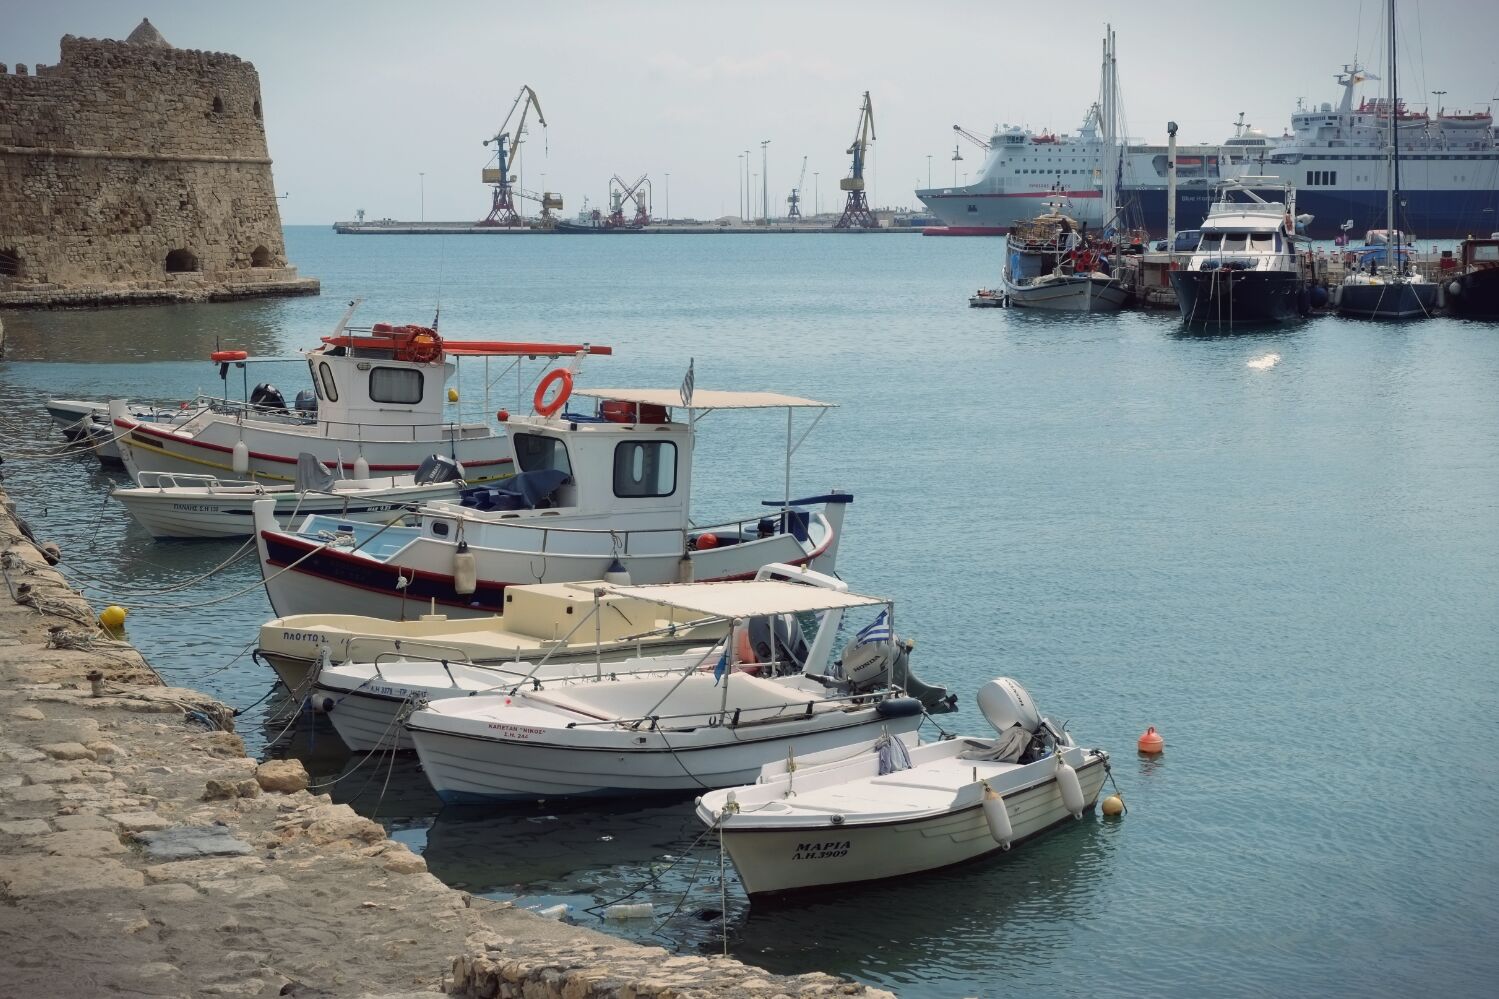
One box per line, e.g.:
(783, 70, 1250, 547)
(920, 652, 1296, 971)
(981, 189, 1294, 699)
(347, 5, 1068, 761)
(294, 389, 318, 414)
(414, 454, 465, 485)
(249, 382, 287, 412)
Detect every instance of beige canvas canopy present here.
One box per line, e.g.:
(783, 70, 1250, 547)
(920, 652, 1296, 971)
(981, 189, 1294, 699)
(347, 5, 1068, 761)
(588, 579, 885, 618)
(576, 388, 834, 410)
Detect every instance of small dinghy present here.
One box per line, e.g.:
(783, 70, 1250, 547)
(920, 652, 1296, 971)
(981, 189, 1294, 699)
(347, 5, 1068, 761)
(403, 574, 954, 802)
(696, 677, 1110, 899)
(111, 453, 466, 540)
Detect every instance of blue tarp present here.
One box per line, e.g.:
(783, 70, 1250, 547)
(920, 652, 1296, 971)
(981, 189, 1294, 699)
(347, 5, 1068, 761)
(459, 469, 569, 511)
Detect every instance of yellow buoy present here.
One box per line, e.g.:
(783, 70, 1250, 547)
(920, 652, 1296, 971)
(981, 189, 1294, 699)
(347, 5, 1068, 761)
(99, 605, 128, 631)
(1102, 793, 1125, 817)
(447, 387, 459, 403)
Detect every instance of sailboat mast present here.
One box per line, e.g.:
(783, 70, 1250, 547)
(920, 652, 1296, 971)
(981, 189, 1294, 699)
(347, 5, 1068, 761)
(1101, 25, 1117, 230)
(1387, 0, 1398, 245)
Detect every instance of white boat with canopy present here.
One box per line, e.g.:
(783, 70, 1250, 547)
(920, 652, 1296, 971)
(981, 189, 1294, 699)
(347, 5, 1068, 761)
(109, 301, 611, 484)
(697, 677, 1111, 899)
(250, 378, 852, 621)
(404, 574, 948, 802)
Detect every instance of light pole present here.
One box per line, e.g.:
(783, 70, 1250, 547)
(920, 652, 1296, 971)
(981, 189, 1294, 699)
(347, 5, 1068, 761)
(737, 155, 744, 221)
(664, 172, 670, 223)
(813, 172, 819, 217)
(926, 154, 932, 188)
(744, 150, 751, 223)
(1431, 90, 1446, 113)
(760, 139, 770, 224)
(419, 172, 425, 222)
(952, 143, 962, 185)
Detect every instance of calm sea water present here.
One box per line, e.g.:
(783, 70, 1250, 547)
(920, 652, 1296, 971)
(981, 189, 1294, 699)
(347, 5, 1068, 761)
(2, 227, 1497, 997)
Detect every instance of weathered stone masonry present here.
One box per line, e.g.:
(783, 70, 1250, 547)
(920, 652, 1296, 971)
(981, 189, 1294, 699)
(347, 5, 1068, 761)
(0, 19, 318, 307)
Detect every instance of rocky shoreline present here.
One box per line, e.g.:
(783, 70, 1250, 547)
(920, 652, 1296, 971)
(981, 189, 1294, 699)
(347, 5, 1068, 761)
(0, 487, 893, 998)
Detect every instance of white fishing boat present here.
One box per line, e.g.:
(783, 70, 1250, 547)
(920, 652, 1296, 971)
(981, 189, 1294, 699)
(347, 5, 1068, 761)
(999, 201, 1131, 312)
(111, 453, 466, 540)
(256, 578, 724, 694)
(250, 380, 852, 621)
(404, 576, 944, 802)
(108, 301, 610, 484)
(696, 677, 1110, 899)
(46, 399, 199, 465)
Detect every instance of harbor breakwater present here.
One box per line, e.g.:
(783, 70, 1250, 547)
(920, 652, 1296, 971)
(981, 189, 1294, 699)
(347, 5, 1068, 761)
(0, 485, 890, 998)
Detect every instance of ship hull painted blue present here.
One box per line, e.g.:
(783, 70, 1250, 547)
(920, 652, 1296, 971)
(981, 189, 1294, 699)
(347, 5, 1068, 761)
(1336, 281, 1439, 319)
(1169, 270, 1308, 327)
(1125, 187, 1499, 240)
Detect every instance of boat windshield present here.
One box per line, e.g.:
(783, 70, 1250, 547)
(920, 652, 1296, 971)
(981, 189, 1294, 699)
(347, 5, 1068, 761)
(1199, 233, 1223, 250)
(1220, 233, 1249, 252)
(511, 433, 572, 477)
(1252, 232, 1276, 250)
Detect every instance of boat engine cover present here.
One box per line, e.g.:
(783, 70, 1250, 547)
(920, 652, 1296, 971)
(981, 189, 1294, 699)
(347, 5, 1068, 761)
(977, 677, 1042, 735)
(841, 637, 893, 691)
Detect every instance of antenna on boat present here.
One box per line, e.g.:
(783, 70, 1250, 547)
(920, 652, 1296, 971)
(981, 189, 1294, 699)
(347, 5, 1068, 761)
(332, 298, 363, 338)
(432, 240, 447, 331)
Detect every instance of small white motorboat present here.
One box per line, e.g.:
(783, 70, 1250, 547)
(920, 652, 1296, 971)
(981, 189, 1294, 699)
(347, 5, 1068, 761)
(696, 677, 1110, 899)
(46, 398, 195, 464)
(112, 453, 467, 540)
(404, 575, 950, 802)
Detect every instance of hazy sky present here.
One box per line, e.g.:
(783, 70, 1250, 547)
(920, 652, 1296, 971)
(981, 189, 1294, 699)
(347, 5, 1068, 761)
(8, 1, 1498, 224)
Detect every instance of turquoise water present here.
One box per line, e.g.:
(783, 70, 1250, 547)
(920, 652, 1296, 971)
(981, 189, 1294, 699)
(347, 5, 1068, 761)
(2, 227, 1497, 997)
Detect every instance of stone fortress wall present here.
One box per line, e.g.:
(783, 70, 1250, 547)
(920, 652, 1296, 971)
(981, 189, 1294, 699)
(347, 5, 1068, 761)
(0, 19, 317, 306)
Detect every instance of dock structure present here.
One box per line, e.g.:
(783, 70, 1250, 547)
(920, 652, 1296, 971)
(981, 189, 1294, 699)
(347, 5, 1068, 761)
(0, 487, 892, 998)
(334, 220, 925, 235)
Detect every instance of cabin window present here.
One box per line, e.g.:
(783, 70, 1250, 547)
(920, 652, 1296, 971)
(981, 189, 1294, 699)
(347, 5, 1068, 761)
(318, 362, 339, 402)
(1221, 233, 1248, 252)
(1252, 233, 1275, 249)
(369, 366, 423, 405)
(308, 360, 324, 400)
(1199, 233, 1224, 250)
(512, 433, 572, 477)
(1474, 245, 1499, 263)
(613, 441, 677, 498)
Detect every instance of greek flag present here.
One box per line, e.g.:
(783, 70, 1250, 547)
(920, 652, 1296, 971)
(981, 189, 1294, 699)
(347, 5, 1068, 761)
(680, 358, 695, 408)
(855, 609, 891, 645)
(712, 647, 728, 685)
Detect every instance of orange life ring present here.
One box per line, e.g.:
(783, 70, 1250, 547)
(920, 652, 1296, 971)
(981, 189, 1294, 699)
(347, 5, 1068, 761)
(534, 368, 573, 417)
(210, 350, 248, 363)
(398, 325, 442, 363)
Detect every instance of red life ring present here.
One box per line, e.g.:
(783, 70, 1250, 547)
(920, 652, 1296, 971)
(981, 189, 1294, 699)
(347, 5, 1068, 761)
(534, 368, 573, 417)
(397, 325, 442, 363)
(210, 350, 248, 363)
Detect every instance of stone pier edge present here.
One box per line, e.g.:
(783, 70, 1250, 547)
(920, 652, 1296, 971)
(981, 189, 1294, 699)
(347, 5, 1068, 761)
(0, 484, 893, 998)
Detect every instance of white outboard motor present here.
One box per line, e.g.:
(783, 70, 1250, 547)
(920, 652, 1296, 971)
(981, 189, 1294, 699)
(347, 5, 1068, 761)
(977, 677, 1042, 735)
(841, 635, 895, 692)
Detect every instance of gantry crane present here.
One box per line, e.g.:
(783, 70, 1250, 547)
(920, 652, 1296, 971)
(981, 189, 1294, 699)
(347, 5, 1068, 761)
(787, 156, 808, 219)
(480, 85, 560, 227)
(834, 91, 877, 229)
(607, 174, 652, 228)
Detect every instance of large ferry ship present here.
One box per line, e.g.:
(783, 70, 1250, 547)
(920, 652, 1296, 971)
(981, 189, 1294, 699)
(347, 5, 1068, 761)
(917, 65, 1499, 239)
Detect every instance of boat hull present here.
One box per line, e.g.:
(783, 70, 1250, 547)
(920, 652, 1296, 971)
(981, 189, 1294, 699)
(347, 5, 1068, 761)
(114, 482, 461, 540)
(1169, 269, 1307, 326)
(719, 757, 1108, 898)
(407, 710, 923, 803)
(1002, 275, 1130, 312)
(1335, 280, 1439, 319)
(1446, 269, 1499, 319)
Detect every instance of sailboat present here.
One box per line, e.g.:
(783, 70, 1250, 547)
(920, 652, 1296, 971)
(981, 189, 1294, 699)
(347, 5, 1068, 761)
(1335, 0, 1439, 319)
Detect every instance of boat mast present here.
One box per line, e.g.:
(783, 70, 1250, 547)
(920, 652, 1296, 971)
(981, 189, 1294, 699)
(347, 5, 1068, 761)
(1387, 0, 1398, 255)
(1101, 25, 1117, 231)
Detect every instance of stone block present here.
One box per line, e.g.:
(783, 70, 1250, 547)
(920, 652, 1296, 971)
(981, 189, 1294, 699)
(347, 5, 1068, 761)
(54, 812, 116, 831)
(39, 741, 95, 760)
(0, 854, 145, 896)
(255, 758, 308, 793)
(136, 824, 253, 860)
(40, 827, 127, 855)
(21, 762, 84, 784)
(9, 706, 45, 721)
(0, 818, 52, 835)
(110, 810, 171, 832)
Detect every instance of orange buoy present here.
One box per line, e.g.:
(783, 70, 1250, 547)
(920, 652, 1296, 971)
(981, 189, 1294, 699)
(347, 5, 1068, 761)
(496, 409, 510, 422)
(210, 349, 248, 363)
(1137, 726, 1164, 754)
(695, 532, 719, 550)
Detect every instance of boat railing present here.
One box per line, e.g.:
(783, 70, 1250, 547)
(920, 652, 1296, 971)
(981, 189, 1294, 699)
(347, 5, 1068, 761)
(691, 509, 825, 542)
(558, 685, 892, 733)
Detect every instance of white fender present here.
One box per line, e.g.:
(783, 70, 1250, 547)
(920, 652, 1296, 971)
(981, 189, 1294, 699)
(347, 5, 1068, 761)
(353, 455, 370, 481)
(1055, 753, 1085, 819)
(981, 783, 1013, 848)
(453, 549, 477, 596)
(232, 439, 250, 474)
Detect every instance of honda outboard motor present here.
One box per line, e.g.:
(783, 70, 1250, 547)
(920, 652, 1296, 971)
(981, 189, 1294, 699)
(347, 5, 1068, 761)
(414, 454, 465, 485)
(249, 382, 287, 412)
(841, 633, 895, 693)
(748, 613, 809, 674)
(294, 389, 318, 414)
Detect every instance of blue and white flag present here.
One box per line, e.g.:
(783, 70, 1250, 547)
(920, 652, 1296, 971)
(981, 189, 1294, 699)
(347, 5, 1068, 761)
(712, 647, 728, 685)
(680, 358, 695, 408)
(855, 609, 892, 645)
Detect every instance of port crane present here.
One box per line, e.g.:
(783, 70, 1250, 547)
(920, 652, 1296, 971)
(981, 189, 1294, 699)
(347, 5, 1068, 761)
(952, 124, 992, 151)
(607, 174, 652, 228)
(834, 91, 877, 229)
(787, 156, 808, 219)
(479, 85, 562, 227)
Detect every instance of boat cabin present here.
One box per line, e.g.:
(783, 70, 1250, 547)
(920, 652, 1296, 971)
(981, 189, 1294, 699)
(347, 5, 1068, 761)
(304, 325, 457, 441)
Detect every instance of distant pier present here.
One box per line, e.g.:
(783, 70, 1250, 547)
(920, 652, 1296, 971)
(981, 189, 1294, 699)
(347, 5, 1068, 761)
(334, 220, 926, 235)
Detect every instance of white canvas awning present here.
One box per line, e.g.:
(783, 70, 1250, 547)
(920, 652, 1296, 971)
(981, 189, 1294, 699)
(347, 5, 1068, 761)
(575, 388, 835, 410)
(589, 579, 885, 618)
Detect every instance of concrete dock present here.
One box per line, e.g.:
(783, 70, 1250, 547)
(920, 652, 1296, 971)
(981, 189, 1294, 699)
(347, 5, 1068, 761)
(0, 486, 893, 998)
